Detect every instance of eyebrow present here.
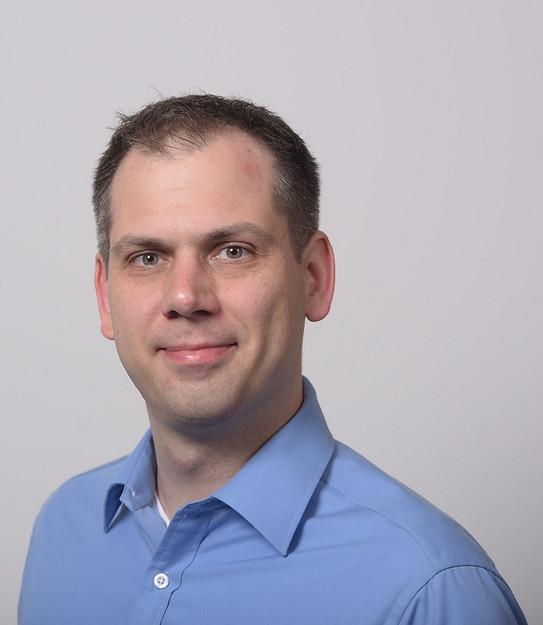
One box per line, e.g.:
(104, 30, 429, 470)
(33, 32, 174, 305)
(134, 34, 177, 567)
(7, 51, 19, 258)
(204, 222, 276, 244)
(110, 222, 276, 257)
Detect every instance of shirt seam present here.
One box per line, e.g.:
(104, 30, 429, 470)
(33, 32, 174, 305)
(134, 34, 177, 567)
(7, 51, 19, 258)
(318, 474, 477, 570)
(394, 564, 506, 625)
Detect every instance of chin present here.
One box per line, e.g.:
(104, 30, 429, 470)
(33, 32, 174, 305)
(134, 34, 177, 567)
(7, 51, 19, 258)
(146, 381, 248, 427)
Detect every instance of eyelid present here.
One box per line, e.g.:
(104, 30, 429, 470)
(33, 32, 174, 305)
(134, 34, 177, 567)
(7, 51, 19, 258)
(129, 251, 166, 266)
(124, 242, 254, 265)
(214, 243, 253, 260)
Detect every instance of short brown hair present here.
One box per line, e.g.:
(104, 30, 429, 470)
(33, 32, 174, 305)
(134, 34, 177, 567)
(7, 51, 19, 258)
(92, 94, 320, 264)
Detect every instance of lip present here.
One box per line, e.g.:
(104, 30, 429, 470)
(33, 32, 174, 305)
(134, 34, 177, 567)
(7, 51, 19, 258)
(159, 343, 236, 366)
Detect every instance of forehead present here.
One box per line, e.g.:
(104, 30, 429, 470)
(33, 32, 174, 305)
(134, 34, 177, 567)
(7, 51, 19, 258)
(108, 131, 286, 239)
(113, 131, 276, 198)
(114, 129, 276, 189)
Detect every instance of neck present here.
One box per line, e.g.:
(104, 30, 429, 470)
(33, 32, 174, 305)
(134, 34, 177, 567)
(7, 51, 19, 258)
(153, 429, 259, 517)
(149, 388, 303, 519)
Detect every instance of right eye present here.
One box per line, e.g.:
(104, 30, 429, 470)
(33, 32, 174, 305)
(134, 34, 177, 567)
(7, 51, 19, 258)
(131, 252, 163, 266)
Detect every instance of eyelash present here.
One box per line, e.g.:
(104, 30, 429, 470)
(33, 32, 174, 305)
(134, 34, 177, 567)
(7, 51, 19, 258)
(128, 244, 252, 267)
(130, 252, 164, 267)
(215, 245, 251, 261)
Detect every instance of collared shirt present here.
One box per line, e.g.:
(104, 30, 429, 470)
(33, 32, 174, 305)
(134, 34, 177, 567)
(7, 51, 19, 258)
(19, 380, 527, 624)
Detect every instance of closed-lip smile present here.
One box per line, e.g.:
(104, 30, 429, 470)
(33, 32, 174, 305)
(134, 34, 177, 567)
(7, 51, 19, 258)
(160, 342, 236, 365)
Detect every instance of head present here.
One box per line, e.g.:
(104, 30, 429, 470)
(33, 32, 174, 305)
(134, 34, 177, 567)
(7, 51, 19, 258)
(93, 97, 334, 440)
(94, 130, 335, 438)
(92, 94, 320, 266)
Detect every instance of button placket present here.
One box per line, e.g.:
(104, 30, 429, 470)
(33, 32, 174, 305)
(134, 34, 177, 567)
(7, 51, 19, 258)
(130, 501, 218, 624)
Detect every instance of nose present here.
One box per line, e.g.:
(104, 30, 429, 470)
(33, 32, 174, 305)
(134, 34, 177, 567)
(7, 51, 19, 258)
(161, 256, 220, 318)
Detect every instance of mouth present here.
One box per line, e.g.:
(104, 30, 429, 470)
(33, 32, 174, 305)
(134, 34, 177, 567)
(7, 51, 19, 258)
(159, 343, 236, 366)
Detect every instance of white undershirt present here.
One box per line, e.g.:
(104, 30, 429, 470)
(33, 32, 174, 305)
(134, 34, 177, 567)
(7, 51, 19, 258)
(155, 493, 171, 527)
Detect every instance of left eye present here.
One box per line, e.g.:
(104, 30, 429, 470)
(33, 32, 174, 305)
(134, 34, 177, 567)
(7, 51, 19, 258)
(216, 246, 248, 260)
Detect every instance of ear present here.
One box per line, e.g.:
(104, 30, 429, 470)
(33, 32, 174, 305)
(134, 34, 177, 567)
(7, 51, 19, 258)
(302, 231, 335, 322)
(94, 254, 115, 340)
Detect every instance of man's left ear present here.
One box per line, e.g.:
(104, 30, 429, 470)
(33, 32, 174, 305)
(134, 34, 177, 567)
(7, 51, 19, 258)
(302, 231, 336, 322)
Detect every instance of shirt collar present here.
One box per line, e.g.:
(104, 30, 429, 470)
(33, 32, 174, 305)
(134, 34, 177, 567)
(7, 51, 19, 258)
(104, 429, 156, 531)
(214, 378, 334, 555)
(104, 378, 335, 555)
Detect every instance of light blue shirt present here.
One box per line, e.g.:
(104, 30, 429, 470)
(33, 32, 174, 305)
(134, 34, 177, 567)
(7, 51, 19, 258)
(19, 380, 527, 624)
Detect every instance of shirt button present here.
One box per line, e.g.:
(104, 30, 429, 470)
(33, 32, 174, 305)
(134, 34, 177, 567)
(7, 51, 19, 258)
(153, 573, 170, 589)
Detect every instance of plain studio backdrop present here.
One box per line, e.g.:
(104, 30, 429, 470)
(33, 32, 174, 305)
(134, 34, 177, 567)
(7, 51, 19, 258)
(2, 2, 541, 623)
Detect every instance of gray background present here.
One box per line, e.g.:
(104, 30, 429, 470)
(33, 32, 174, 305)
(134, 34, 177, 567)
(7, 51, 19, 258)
(2, 1, 541, 623)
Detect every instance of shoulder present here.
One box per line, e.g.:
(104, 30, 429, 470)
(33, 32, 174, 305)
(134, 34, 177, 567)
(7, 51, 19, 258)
(397, 564, 528, 625)
(36, 456, 127, 522)
(321, 441, 494, 571)
(51, 455, 126, 495)
(315, 442, 529, 623)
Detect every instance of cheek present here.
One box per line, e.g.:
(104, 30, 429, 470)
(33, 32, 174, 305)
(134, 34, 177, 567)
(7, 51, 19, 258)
(237, 282, 305, 343)
(109, 290, 155, 343)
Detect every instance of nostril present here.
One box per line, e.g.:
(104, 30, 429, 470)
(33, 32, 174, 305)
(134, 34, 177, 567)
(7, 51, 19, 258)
(162, 307, 215, 320)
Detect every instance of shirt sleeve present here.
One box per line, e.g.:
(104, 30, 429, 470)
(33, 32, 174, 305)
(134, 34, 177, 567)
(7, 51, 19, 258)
(397, 565, 527, 625)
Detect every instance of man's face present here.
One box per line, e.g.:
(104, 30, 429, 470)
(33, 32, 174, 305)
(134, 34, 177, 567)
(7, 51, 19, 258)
(95, 132, 333, 437)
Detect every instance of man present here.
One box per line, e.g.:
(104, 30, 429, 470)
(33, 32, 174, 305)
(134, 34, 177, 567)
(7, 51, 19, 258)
(19, 95, 527, 624)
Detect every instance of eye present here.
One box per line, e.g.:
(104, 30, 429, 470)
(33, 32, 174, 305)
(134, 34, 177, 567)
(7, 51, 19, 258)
(216, 245, 250, 261)
(132, 252, 163, 266)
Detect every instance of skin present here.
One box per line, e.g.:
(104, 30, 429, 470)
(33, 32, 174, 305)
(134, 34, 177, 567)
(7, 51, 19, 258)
(95, 131, 335, 515)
